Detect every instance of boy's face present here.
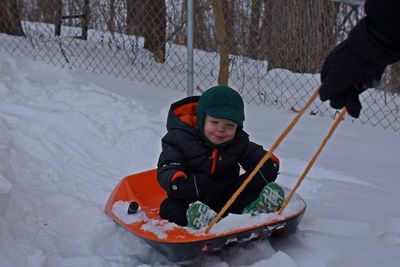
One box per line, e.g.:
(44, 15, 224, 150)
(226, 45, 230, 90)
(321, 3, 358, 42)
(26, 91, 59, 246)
(203, 115, 238, 145)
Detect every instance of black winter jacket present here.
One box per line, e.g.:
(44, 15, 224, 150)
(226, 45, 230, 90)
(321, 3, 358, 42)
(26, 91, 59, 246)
(347, 0, 400, 65)
(157, 96, 279, 204)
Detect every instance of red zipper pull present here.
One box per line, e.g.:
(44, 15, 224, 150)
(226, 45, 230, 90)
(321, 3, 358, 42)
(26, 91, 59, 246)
(210, 148, 218, 174)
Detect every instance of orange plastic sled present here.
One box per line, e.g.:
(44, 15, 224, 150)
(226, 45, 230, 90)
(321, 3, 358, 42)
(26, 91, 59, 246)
(105, 169, 306, 263)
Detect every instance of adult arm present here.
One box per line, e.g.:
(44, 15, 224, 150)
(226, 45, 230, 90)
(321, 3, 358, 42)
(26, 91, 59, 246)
(319, 0, 400, 118)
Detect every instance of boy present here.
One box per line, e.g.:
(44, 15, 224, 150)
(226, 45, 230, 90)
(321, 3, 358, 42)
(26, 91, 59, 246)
(157, 86, 284, 229)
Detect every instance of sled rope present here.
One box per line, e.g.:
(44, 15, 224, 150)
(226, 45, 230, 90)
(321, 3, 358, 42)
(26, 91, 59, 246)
(204, 85, 321, 233)
(278, 108, 347, 214)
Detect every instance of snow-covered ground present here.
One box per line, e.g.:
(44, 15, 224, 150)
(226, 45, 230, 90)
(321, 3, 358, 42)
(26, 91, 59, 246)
(0, 51, 399, 267)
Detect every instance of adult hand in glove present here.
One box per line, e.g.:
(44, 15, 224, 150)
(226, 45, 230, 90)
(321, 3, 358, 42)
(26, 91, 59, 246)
(170, 174, 212, 203)
(319, 42, 386, 118)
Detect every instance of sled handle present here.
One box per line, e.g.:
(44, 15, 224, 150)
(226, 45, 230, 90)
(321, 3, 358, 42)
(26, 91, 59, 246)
(204, 85, 321, 233)
(278, 108, 347, 214)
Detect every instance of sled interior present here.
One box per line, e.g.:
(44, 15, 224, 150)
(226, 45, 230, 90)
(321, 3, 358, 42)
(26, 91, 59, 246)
(105, 169, 305, 242)
(105, 169, 306, 262)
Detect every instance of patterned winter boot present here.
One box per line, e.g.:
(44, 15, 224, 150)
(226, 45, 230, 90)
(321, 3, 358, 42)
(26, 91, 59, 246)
(243, 182, 285, 215)
(186, 201, 217, 229)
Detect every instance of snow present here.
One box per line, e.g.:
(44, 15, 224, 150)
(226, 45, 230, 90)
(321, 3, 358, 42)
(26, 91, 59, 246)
(0, 50, 399, 267)
(110, 187, 305, 238)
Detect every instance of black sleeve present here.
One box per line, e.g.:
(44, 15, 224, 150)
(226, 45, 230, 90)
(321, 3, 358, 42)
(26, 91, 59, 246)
(157, 132, 186, 194)
(347, 0, 400, 65)
(239, 140, 279, 183)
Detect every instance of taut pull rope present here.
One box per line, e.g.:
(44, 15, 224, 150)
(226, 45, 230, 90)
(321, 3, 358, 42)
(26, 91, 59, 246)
(278, 108, 347, 214)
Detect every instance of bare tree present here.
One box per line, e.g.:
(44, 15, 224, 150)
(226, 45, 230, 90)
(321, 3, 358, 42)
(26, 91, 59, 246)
(126, 0, 146, 36)
(107, 0, 116, 33)
(37, 0, 55, 23)
(247, 0, 262, 59)
(126, 0, 166, 63)
(389, 63, 400, 93)
(264, 0, 339, 73)
(80, 0, 90, 39)
(55, 0, 62, 36)
(143, 0, 166, 63)
(0, 0, 25, 36)
(194, 1, 215, 52)
(220, 1, 236, 55)
(211, 0, 229, 85)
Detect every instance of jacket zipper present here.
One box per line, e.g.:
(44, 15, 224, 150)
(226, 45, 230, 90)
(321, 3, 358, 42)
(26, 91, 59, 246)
(210, 148, 218, 175)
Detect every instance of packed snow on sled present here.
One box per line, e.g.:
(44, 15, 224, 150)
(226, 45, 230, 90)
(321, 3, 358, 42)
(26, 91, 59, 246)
(105, 169, 306, 263)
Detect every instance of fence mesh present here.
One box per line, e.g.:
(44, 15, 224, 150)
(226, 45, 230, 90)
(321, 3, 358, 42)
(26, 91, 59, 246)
(0, 0, 399, 131)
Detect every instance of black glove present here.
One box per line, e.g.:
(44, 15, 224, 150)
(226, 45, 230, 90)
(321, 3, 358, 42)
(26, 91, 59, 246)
(259, 158, 279, 183)
(170, 174, 212, 203)
(319, 42, 386, 118)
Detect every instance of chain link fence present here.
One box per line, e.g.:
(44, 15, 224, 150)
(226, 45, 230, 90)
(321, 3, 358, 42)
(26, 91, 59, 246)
(0, 0, 399, 131)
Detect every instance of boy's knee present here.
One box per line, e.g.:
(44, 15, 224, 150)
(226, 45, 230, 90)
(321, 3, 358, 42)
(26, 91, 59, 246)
(159, 197, 189, 226)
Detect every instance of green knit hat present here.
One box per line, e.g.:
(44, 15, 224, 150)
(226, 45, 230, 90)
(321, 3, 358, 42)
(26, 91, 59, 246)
(196, 86, 245, 130)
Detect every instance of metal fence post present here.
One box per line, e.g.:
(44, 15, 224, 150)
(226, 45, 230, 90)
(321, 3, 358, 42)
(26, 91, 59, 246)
(187, 0, 194, 96)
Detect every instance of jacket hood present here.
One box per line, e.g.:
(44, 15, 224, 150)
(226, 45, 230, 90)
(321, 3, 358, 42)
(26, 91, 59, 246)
(166, 96, 200, 131)
(166, 96, 246, 148)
